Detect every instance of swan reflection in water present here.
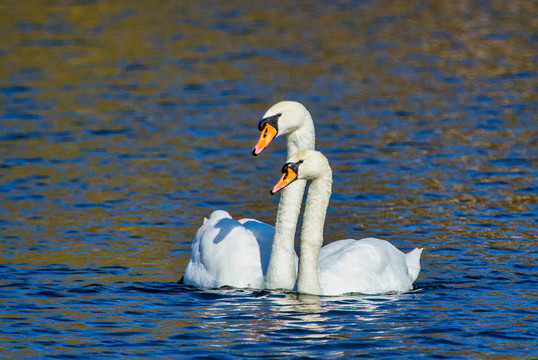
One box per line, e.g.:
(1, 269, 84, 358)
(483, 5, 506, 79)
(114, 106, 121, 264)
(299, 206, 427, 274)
(184, 287, 405, 350)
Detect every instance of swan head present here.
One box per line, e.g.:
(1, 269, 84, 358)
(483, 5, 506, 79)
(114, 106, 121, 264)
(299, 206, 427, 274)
(270, 150, 330, 194)
(252, 101, 312, 156)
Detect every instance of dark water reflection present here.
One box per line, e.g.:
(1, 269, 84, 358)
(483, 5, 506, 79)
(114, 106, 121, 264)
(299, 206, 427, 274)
(1, 0, 537, 358)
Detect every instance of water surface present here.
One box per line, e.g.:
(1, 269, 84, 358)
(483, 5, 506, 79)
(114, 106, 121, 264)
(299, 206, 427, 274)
(0, 1, 536, 358)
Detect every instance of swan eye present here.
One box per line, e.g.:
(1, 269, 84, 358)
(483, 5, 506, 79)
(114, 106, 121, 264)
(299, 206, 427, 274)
(258, 113, 281, 131)
(281, 162, 292, 173)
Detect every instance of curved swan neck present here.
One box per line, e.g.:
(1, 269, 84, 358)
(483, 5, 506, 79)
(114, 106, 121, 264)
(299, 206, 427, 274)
(264, 179, 305, 289)
(296, 168, 332, 295)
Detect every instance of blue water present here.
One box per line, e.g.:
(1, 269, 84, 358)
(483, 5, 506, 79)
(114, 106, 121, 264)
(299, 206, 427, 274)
(1, 1, 537, 358)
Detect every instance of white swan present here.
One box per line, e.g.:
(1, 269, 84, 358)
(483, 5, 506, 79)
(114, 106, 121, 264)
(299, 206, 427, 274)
(271, 150, 423, 296)
(252, 101, 315, 290)
(183, 101, 314, 289)
(182, 210, 275, 289)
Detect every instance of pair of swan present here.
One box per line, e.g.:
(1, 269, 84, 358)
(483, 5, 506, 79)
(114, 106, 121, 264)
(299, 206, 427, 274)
(183, 101, 422, 295)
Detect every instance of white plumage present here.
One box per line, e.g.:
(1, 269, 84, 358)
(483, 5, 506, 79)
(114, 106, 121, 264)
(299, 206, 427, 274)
(183, 210, 276, 289)
(183, 101, 313, 290)
(273, 150, 422, 296)
(183, 102, 423, 296)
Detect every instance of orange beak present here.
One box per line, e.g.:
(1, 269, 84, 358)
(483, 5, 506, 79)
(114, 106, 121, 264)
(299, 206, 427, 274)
(252, 123, 278, 156)
(270, 167, 298, 194)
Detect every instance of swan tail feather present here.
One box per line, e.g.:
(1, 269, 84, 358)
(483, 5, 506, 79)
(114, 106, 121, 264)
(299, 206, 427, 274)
(405, 248, 423, 281)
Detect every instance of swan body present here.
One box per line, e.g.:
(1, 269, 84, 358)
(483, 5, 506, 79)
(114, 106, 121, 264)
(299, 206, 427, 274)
(183, 101, 313, 290)
(318, 238, 422, 295)
(272, 150, 423, 296)
(184, 210, 278, 289)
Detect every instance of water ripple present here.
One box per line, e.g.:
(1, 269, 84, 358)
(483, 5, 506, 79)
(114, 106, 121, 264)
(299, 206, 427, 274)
(1, 1, 536, 358)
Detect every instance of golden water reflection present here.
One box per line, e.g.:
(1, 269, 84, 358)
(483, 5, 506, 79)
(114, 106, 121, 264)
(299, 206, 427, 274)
(0, 0, 535, 285)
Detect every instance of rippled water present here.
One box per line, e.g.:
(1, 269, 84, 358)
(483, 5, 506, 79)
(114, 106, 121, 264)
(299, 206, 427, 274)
(1, 1, 537, 358)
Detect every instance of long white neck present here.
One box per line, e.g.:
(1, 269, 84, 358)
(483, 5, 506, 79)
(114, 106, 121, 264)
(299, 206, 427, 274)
(296, 169, 332, 295)
(264, 179, 305, 289)
(264, 112, 315, 290)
